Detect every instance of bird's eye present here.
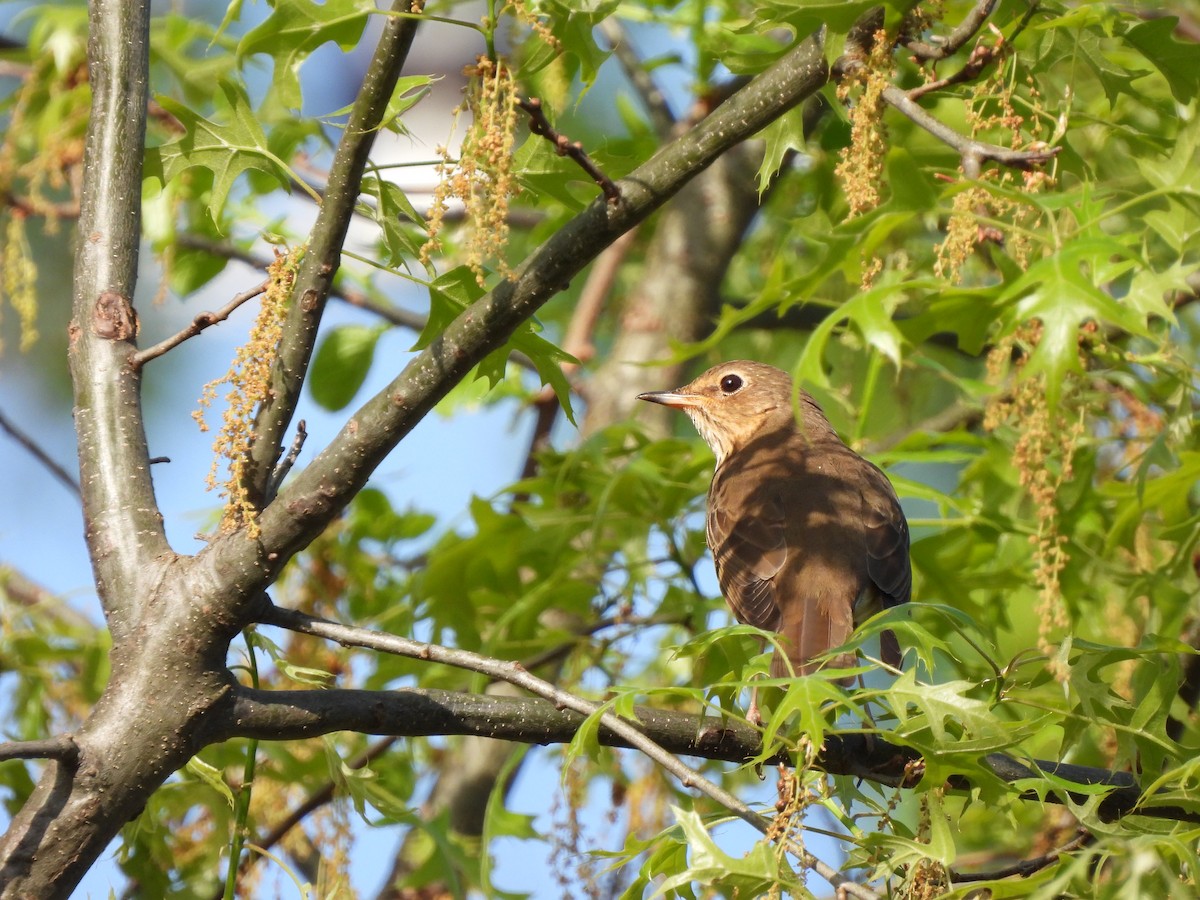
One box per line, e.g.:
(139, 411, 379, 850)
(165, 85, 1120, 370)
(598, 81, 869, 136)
(719, 374, 743, 394)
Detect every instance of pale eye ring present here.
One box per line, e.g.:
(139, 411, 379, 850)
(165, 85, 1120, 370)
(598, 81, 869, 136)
(719, 374, 743, 394)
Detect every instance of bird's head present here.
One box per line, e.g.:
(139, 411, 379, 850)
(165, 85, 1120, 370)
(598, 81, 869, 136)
(637, 360, 833, 466)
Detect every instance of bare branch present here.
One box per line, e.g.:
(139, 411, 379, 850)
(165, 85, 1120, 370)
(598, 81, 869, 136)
(0, 737, 79, 766)
(879, 81, 1059, 173)
(265, 420, 307, 503)
(904, 0, 1000, 61)
(66, 0, 169, 639)
(907, 37, 1002, 101)
(518, 97, 620, 204)
(0, 408, 80, 497)
(130, 280, 268, 368)
(240, 610, 1200, 828)
(950, 829, 1092, 883)
(2, 191, 81, 219)
(254, 603, 873, 896)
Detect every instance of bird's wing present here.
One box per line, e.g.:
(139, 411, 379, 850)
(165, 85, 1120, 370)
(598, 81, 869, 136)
(860, 461, 911, 607)
(707, 492, 786, 632)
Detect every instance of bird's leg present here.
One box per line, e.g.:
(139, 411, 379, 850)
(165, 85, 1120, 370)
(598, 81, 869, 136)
(856, 660, 879, 753)
(746, 682, 764, 728)
(745, 636, 771, 727)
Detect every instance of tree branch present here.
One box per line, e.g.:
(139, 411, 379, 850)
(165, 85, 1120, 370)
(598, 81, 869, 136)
(950, 829, 1092, 883)
(244, 0, 422, 504)
(130, 280, 268, 368)
(253, 603, 873, 895)
(0, 737, 79, 766)
(878, 81, 1059, 175)
(904, 0, 1000, 61)
(247, 35, 830, 574)
(519, 97, 620, 203)
(220, 676, 1200, 829)
(65, 0, 167, 639)
(0, 407, 80, 497)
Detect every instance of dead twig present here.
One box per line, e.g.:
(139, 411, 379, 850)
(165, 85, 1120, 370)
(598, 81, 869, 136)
(518, 97, 621, 204)
(266, 420, 307, 503)
(131, 280, 269, 368)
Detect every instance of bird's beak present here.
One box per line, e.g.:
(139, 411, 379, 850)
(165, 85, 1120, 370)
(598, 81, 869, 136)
(636, 389, 698, 409)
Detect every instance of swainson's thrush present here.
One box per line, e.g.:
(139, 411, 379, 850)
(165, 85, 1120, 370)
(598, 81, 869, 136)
(638, 360, 910, 685)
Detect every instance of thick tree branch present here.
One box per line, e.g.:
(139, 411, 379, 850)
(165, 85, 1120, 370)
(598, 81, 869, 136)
(244, 0, 421, 504)
(220, 679, 1200, 828)
(246, 35, 830, 572)
(63, 0, 168, 640)
(254, 603, 873, 895)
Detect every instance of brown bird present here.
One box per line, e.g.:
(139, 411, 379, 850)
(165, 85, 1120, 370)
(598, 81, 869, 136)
(638, 360, 910, 694)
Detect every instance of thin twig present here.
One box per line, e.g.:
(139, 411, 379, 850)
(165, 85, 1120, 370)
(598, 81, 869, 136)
(907, 37, 1002, 101)
(879, 81, 1059, 173)
(131, 280, 269, 368)
(904, 0, 1000, 61)
(2, 190, 81, 219)
(518, 97, 621, 204)
(0, 736, 79, 766)
(173, 235, 542, 373)
(950, 829, 1092, 882)
(258, 601, 875, 897)
(266, 420, 307, 503)
(0, 407, 80, 496)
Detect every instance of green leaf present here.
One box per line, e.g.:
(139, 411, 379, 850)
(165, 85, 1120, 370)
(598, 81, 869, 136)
(309, 324, 386, 411)
(237, 0, 370, 112)
(413, 266, 485, 351)
(361, 176, 428, 269)
(1124, 17, 1200, 105)
(886, 669, 1026, 756)
(185, 756, 235, 810)
(152, 81, 294, 222)
(755, 106, 806, 195)
(753, 0, 916, 36)
(795, 283, 908, 388)
(654, 807, 791, 897)
(999, 238, 1153, 412)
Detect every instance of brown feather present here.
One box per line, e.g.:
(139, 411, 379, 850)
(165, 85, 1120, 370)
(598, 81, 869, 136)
(639, 360, 910, 680)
